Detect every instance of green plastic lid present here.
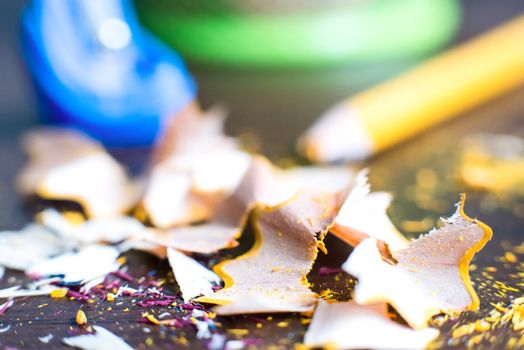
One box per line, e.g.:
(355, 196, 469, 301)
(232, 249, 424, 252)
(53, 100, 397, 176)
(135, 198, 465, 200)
(135, 0, 460, 67)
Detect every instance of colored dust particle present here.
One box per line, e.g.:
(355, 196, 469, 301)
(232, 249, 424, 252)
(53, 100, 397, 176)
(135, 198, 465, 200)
(76, 309, 87, 326)
(50, 289, 68, 298)
(0, 122, 522, 348)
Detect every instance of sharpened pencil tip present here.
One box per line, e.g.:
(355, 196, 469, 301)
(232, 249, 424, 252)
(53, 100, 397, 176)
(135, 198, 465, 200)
(298, 103, 373, 163)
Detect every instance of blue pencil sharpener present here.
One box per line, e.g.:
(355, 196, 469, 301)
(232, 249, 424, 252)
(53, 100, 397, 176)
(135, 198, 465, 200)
(20, 0, 197, 147)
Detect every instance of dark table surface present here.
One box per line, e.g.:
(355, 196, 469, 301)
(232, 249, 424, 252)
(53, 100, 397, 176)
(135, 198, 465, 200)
(1, 1, 524, 349)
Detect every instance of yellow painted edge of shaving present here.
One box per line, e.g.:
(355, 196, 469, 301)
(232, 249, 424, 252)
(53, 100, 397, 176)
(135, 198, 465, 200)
(37, 186, 97, 218)
(195, 207, 265, 306)
(456, 193, 493, 311)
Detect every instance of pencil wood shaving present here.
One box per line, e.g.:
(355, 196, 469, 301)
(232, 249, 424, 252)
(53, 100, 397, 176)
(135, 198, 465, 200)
(38, 209, 146, 245)
(0, 224, 66, 270)
(335, 187, 409, 250)
(134, 156, 295, 254)
(143, 107, 251, 228)
(304, 300, 439, 350)
(167, 248, 222, 302)
(62, 325, 133, 350)
(27, 245, 120, 285)
(16, 128, 139, 218)
(0, 285, 59, 299)
(198, 191, 339, 314)
(281, 165, 355, 194)
(343, 196, 492, 329)
(141, 165, 212, 228)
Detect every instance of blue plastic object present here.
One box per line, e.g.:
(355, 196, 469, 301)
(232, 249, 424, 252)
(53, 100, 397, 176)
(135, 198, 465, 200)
(21, 0, 197, 146)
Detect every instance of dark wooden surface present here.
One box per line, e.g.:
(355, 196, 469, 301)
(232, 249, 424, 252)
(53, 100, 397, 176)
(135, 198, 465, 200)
(1, 1, 524, 349)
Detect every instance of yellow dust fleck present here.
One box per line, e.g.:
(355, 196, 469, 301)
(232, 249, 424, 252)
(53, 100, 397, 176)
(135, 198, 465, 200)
(486, 267, 497, 273)
(228, 329, 249, 336)
(178, 337, 188, 345)
(106, 293, 115, 302)
(318, 289, 339, 300)
(505, 252, 518, 263)
(495, 281, 519, 292)
(50, 289, 68, 298)
(76, 309, 87, 326)
(107, 307, 112, 311)
(37, 303, 48, 309)
(145, 314, 160, 325)
(317, 241, 328, 254)
(490, 302, 509, 313)
(301, 318, 311, 325)
(277, 321, 288, 328)
(294, 344, 308, 350)
(474, 319, 491, 332)
(123, 308, 129, 312)
(271, 267, 281, 272)
(256, 322, 263, 329)
(452, 323, 476, 338)
(145, 337, 154, 346)
(88, 299, 95, 304)
(116, 256, 127, 265)
(467, 334, 484, 347)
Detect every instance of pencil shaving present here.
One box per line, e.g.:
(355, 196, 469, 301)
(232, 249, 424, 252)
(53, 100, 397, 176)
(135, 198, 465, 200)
(143, 106, 251, 228)
(135, 156, 295, 254)
(304, 300, 439, 350)
(27, 245, 120, 285)
(343, 197, 492, 329)
(167, 248, 222, 302)
(17, 128, 139, 218)
(63, 325, 133, 350)
(198, 191, 339, 314)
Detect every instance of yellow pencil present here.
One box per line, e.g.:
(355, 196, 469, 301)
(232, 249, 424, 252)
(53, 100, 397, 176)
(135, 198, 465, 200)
(300, 14, 524, 162)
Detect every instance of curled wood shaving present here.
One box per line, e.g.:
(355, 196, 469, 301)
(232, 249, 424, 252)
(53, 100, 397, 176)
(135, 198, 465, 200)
(343, 196, 492, 329)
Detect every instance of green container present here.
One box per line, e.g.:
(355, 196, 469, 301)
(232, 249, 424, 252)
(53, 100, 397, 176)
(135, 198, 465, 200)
(135, 0, 461, 67)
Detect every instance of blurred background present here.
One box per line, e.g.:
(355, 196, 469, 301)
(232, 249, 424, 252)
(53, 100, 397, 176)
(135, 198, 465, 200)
(1, 0, 524, 158)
